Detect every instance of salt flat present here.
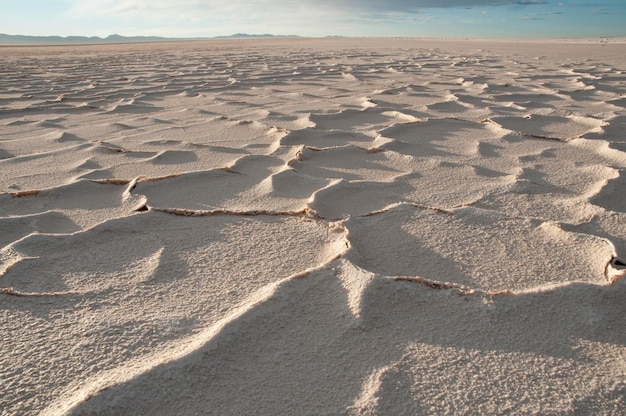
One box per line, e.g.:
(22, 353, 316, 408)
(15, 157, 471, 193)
(1, 38, 625, 415)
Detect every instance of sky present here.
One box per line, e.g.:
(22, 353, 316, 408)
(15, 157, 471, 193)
(1, 0, 625, 39)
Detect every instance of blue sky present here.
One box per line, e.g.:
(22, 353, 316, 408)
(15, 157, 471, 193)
(1, 0, 625, 38)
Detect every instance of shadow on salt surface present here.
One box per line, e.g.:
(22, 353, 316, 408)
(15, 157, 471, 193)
(1, 208, 341, 297)
(402, 163, 514, 209)
(1, 128, 92, 160)
(489, 92, 566, 109)
(449, 92, 492, 109)
(378, 118, 505, 159)
(0, 141, 141, 192)
(471, 142, 625, 223)
(585, 115, 626, 145)
(132, 154, 329, 211)
(280, 128, 374, 149)
(308, 179, 416, 219)
(308, 108, 402, 131)
(558, 88, 619, 105)
(0, 148, 14, 159)
(490, 114, 606, 141)
(66, 262, 626, 416)
(608, 97, 626, 109)
(307, 162, 512, 219)
(474, 187, 601, 225)
(149, 150, 199, 165)
(426, 99, 476, 114)
(385, 117, 504, 141)
(562, 212, 626, 273)
(289, 146, 417, 182)
(344, 204, 613, 293)
(0, 211, 80, 247)
(133, 169, 253, 210)
(1, 210, 344, 414)
(590, 170, 626, 213)
(369, 88, 441, 108)
(0, 180, 146, 229)
(263, 169, 330, 200)
(98, 115, 284, 151)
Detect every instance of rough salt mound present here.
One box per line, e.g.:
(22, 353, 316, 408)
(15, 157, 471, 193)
(1, 38, 625, 416)
(1, 211, 344, 416)
(490, 114, 606, 141)
(344, 204, 612, 292)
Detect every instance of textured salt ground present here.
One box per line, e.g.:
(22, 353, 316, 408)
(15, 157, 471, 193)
(0, 114, 286, 192)
(1, 38, 626, 416)
(64, 266, 626, 416)
(344, 204, 613, 292)
(1, 211, 344, 415)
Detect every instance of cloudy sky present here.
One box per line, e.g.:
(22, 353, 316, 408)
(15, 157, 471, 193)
(2, 0, 625, 38)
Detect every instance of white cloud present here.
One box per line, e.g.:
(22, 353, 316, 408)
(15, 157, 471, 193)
(69, 0, 205, 19)
(316, 0, 547, 12)
(69, 0, 325, 27)
(522, 10, 564, 20)
(67, 0, 549, 19)
(62, 0, 554, 37)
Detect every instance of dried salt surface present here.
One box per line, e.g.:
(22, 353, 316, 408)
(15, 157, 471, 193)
(1, 38, 625, 415)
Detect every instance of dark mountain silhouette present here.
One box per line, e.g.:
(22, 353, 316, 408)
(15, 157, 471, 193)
(0, 33, 300, 45)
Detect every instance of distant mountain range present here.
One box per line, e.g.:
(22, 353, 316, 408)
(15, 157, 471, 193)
(0, 33, 300, 45)
(214, 33, 300, 39)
